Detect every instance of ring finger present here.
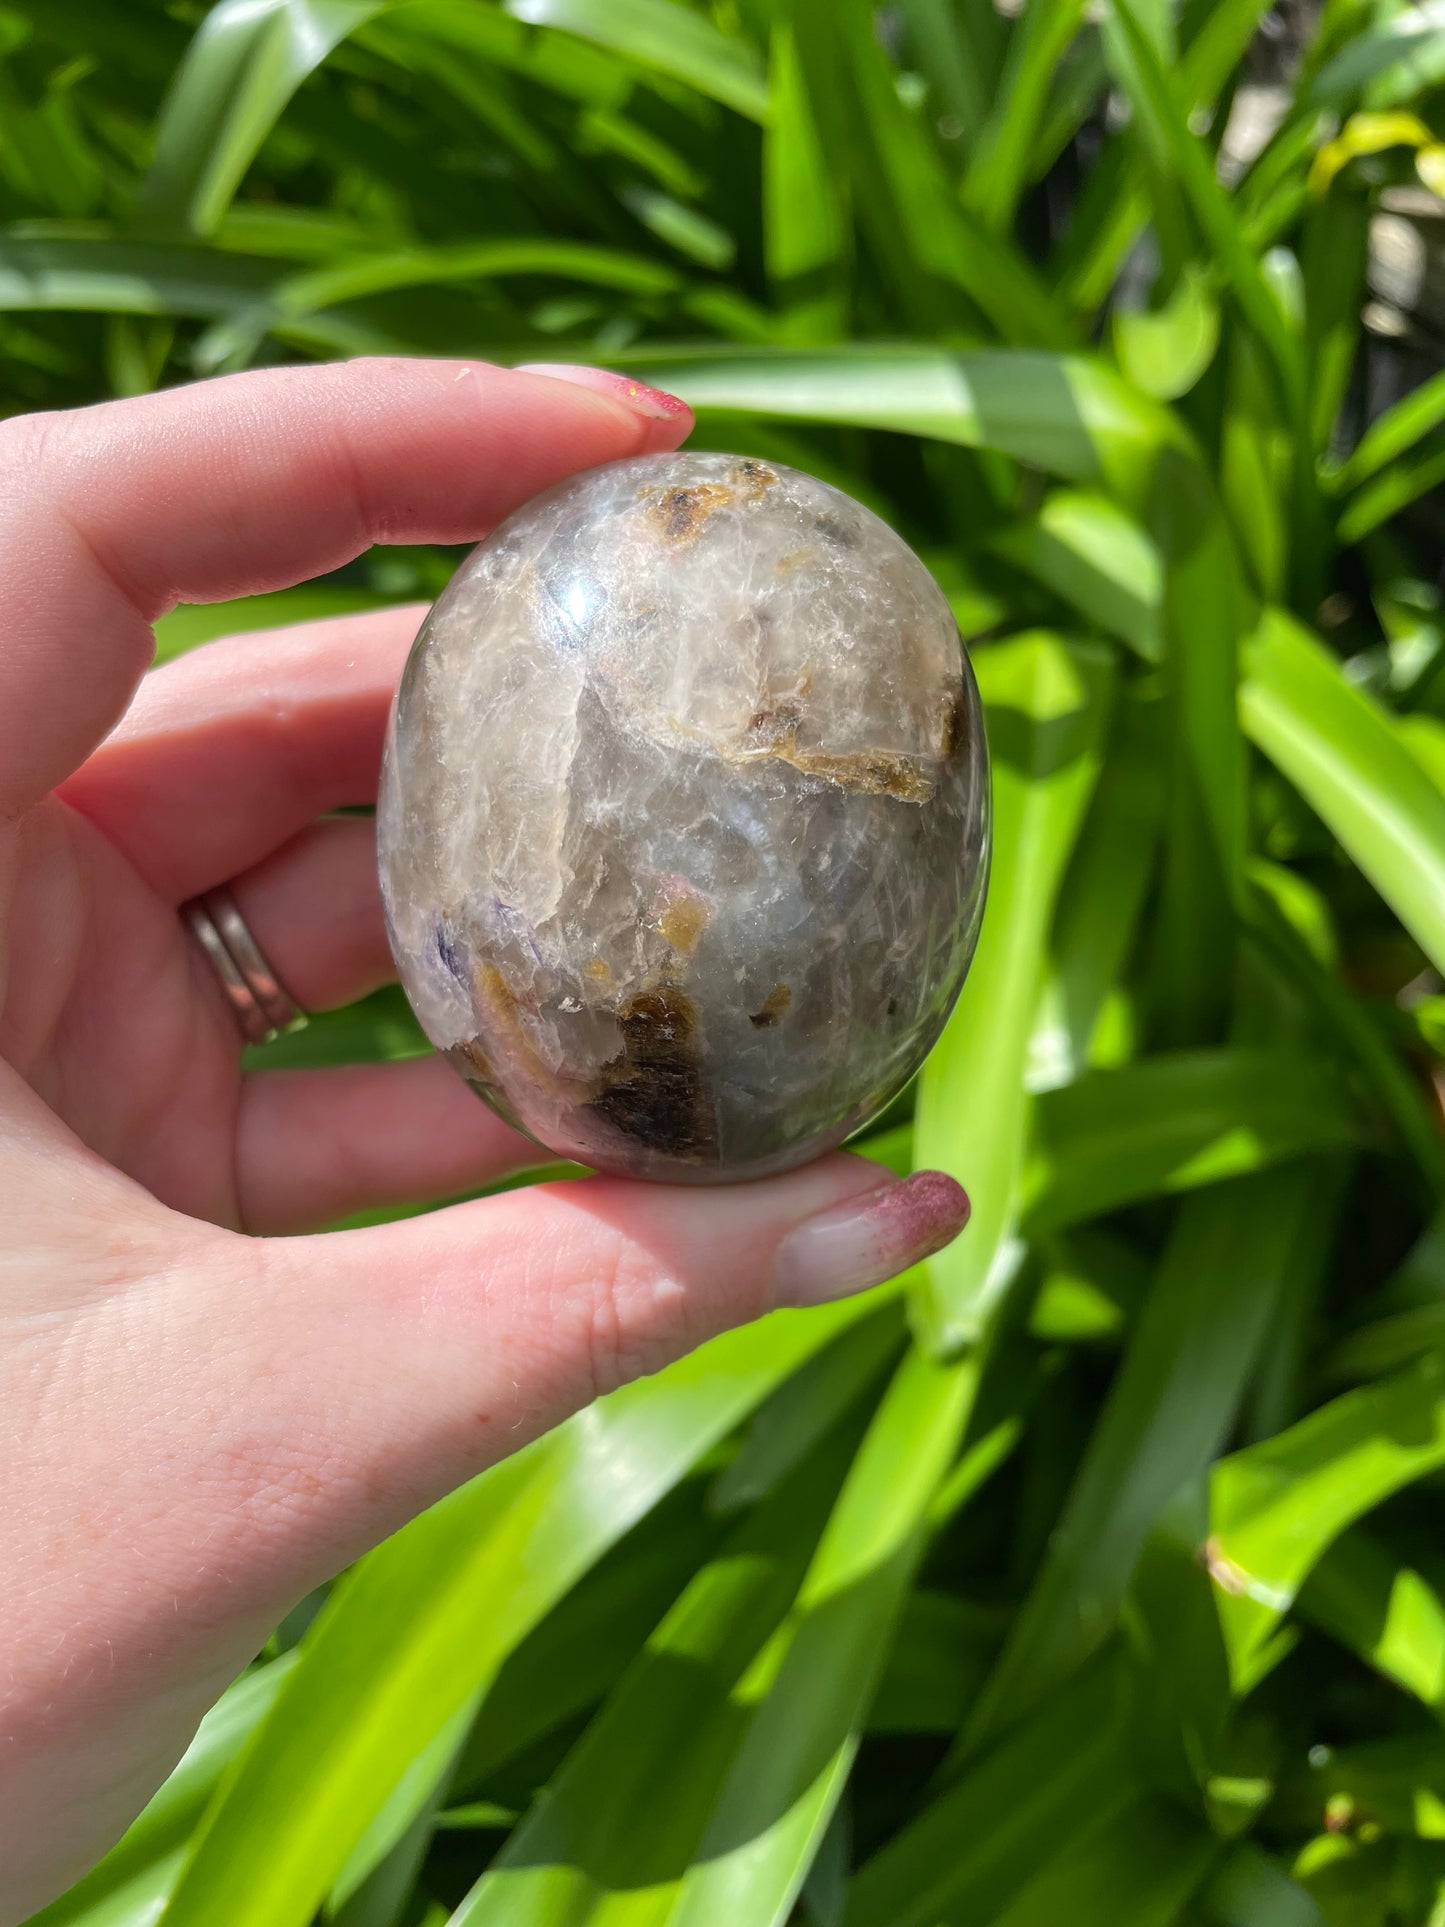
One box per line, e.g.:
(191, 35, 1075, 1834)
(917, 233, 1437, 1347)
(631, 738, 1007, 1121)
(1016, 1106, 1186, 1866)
(225, 815, 394, 1018)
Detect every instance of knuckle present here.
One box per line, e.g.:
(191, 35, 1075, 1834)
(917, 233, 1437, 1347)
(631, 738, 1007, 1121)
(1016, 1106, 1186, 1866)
(576, 1229, 689, 1401)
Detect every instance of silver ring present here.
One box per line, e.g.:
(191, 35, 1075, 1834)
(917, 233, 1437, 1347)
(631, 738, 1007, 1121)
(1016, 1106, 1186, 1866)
(183, 887, 304, 1046)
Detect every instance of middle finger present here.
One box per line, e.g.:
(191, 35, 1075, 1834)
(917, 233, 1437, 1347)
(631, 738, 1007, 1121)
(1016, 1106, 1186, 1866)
(60, 604, 424, 901)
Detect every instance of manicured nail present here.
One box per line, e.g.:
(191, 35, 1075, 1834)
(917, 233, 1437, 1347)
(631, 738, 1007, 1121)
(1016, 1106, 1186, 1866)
(514, 362, 691, 422)
(772, 1171, 971, 1310)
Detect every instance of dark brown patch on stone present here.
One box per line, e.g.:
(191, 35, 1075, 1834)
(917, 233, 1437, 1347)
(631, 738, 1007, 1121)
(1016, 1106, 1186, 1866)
(644, 481, 734, 545)
(749, 983, 792, 1029)
(736, 698, 933, 801)
(731, 458, 779, 500)
(590, 983, 716, 1157)
(787, 745, 934, 801)
(940, 683, 968, 761)
(745, 696, 805, 748)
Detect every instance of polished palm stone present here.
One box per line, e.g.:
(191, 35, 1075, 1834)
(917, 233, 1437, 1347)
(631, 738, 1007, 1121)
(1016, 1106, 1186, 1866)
(378, 450, 990, 1182)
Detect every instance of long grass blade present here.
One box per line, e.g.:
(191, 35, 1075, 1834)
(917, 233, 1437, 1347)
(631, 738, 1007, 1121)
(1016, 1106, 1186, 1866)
(500, 0, 770, 122)
(913, 633, 1114, 1353)
(843, 1654, 1135, 1927)
(963, 1165, 1323, 1749)
(1209, 1351, 1445, 1677)
(136, 0, 385, 238)
(1241, 608, 1445, 977)
(1024, 1049, 1362, 1233)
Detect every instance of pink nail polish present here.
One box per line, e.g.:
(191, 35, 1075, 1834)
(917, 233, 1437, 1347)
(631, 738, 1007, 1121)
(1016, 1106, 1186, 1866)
(772, 1171, 971, 1310)
(514, 362, 691, 421)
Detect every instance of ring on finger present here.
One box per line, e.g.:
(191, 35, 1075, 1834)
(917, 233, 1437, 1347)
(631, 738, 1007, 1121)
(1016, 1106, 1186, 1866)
(183, 886, 305, 1046)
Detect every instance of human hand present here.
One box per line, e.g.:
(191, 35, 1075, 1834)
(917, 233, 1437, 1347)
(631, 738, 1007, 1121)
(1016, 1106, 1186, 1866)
(0, 358, 968, 1921)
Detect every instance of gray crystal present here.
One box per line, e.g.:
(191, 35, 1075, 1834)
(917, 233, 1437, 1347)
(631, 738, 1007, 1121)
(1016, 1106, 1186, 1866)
(378, 451, 990, 1182)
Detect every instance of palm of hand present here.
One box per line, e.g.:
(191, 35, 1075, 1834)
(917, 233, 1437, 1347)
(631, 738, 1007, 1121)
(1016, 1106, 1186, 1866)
(3, 793, 242, 1221)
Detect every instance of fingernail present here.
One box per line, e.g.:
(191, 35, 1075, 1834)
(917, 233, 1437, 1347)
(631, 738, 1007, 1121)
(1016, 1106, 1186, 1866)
(514, 362, 692, 422)
(772, 1171, 971, 1310)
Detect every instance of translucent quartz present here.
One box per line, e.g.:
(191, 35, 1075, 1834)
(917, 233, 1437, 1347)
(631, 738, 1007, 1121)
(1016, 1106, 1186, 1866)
(378, 451, 990, 1182)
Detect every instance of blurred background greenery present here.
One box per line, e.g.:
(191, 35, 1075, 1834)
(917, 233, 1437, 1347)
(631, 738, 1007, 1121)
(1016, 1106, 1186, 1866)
(10, 0, 1445, 1922)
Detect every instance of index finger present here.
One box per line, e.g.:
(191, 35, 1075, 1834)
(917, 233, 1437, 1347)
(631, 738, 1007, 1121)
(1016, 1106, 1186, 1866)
(0, 358, 691, 817)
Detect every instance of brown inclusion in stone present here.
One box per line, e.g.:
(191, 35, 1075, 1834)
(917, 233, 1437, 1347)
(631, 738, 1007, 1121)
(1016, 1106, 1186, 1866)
(588, 983, 717, 1159)
(749, 984, 792, 1030)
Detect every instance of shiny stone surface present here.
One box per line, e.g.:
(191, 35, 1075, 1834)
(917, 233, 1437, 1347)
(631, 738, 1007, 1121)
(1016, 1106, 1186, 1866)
(378, 451, 990, 1182)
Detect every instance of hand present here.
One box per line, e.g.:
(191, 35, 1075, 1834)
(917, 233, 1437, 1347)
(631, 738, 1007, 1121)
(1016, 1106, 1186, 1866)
(0, 358, 968, 1921)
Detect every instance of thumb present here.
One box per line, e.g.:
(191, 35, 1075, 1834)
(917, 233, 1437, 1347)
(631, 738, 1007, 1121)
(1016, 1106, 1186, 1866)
(234, 1155, 968, 1587)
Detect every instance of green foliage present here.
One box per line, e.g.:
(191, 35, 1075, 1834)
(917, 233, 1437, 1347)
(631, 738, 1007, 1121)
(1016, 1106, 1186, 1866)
(8, 0, 1445, 1919)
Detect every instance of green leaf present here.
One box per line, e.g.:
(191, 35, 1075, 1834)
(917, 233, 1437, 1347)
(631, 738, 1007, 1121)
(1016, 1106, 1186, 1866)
(866, 1590, 1002, 1735)
(1307, 5, 1445, 116)
(963, 1166, 1324, 1748)
(1024, 1049, 1361, 1232)
(136, 0, 387, 238)
(1301, 183, 1370, 458)
(25, 1658, 298, 1927)
(1209, 1351, 1445, 1675)
(990, 490, 1164, 661)
(843, 1655, 1136, 1927)
(1241, 608, 1445, 978)
(1273, 1732, 1445, 1839)
(1220, 328, 1293, 602)
(197, 238, 683, 371)
(1112, 263, 1222, 401)
(446, 1482, 719, 1794)
(619, 186, 734, 270)
(709, 1302, 905, 1516)
(1150, 442, 1249, 1044)
(763, 20, 847, 340)
(1326, 365, 1445, 495)
(1029, 688, 1166, 1090)
(628, 344, 1172, 504)
(1324, 1301, 1445, 1384)
(1106, 0, 1306, 433)
(1300, 1529, 1445, 1719)
(913, 633, 1115, 1353)
(448, 1424, 856, 1926)
(987, 1792, 1218, 1927)
(1337, 439, 1445, 545)
(355, 0, 637, 110)
(452, 1342, 978, 1926)
(1243, 886, 1445, 1200)
(1203, 1841, 1329, 1927)
(328, 1704, 473, 1920)
(896, 0, 999, 156)
(662, 1345, 979, 1927)
(963, 0, 1090, 233)
(157, 1298, 882, 1927)
(500, 0, 769, 122)
(786, 0, 1071, 346)
(0, 235, 279, 319)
